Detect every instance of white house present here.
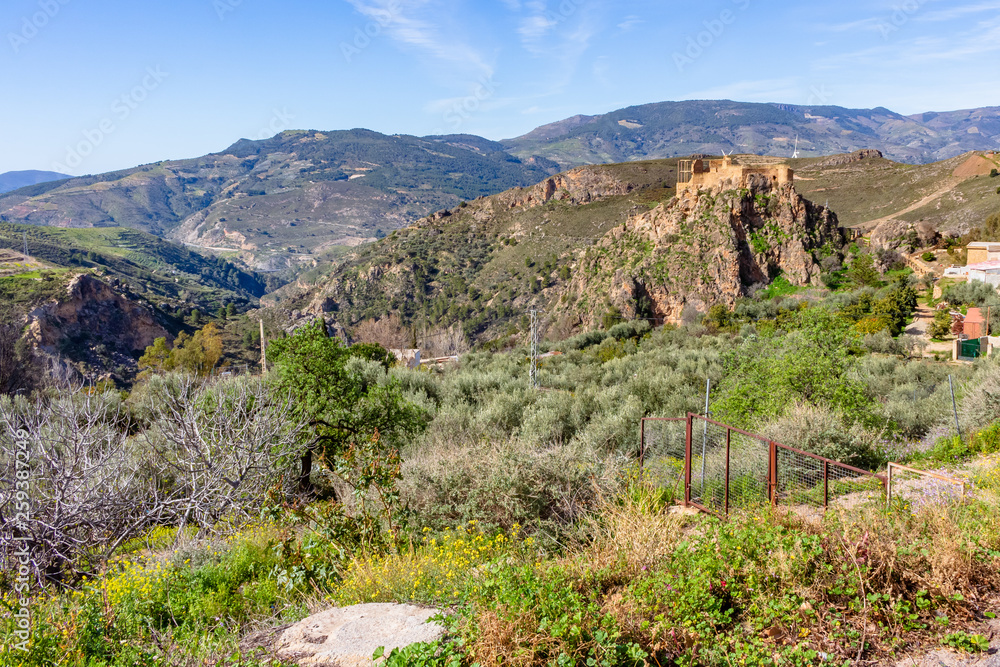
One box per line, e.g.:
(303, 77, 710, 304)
(967, 260, 1000, 288)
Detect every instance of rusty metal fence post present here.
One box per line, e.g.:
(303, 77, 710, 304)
(684, 413, 693, 507)
(768, 441, 777, 506)
(823, 460, 829, 509)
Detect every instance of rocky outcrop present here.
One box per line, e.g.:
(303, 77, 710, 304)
(26, 274, 169, 376)
(814, 149, 884, 168)
(562, 178, 844, 326)
(870, 219, 939, 251)
(438, 165, 636, 222)
(264, 603, 445, 667)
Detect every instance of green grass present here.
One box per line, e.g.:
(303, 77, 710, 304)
(757, 274, 803, 299)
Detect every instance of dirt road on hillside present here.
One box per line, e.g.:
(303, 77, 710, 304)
(857, 179, 962, 232)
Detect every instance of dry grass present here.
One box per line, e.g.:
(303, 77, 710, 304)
(564, 483, 687, 577)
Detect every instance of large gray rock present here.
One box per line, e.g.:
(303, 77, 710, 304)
(273, 603, 445, 667)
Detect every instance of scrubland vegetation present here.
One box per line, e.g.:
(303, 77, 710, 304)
(3, 261, 1000, 666)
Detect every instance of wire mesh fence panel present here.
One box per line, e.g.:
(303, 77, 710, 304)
(639, 419, 687, 499)
(726, 431, 770, 510)
(677, 414, 886, 517)
(776, 448, 827, 509)
(826, 462, 885, 509)
(887, 464, 966, 512)
(687, 418, 731, 512)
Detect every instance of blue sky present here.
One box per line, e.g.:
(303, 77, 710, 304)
(1, 0, 998, 175)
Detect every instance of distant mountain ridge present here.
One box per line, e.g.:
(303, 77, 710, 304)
(503, 100, 1000, 169)
(0, 170, 70, 194)
(0, 129, 559, 270)
(1, 99, 998, 272)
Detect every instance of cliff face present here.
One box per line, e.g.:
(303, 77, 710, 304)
(276, 159, 843, 345)
(560, 177, 843, 326)
(27, 274, 169, 378)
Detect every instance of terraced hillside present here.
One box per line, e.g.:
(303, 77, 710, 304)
(0, 130, 558, 270)
(0, 223, 266, 315)
(791, 150, 1000, 234)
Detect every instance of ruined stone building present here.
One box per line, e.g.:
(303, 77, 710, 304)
(676, 155, 794, 194)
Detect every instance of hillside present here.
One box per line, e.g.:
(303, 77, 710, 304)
(0, 170, 70, 194)
(504, 101, 1000, 169)
(0, 130, 558, 270)
(1, 102, 997, 278)
(790, 150, 1000, 235)
(0, 223, 267, 316)
(280, 157, 846, 345)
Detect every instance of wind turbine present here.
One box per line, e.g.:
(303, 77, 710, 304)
(791, 135, 800, 159)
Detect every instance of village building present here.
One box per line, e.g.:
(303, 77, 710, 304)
(966, 242, 1000, 265)
(391, 348, 421, 369)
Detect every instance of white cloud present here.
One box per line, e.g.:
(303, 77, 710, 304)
(343, 0, 494, 79)
(815, 14, 1000, 70)
(617, 14, 643, 32)
(917, 1, 1000, 22)
(518, 13, 558, 44)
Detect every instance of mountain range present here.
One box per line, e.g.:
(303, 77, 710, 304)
(502, 101, 1000, 168)
(0, 170, 70, 194)
(1, 99, 998, 272)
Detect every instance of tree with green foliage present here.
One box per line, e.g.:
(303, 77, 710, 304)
(138, 323, 224, 377)
(702, 304, 734, 332)
(928, 309, 952, 340)
(265, 322, 428, 494)
(872, 283, 918, 337)
(847, 253, 882, 288)
(713, 308, 879, 432)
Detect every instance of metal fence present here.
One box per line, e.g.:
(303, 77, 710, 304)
(641, 413, 886, 516)
(639, 418, 687, 496)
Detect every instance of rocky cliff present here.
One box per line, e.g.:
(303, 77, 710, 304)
(557, 176, 843, 327)
(27, 274, 169, 379)
(273, 158, 843, 345)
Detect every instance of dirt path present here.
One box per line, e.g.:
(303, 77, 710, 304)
(857, 179, 962, 232)
(905, 304, 953, 357)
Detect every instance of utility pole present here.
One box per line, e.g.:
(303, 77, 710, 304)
(700, 378, 711, 492)
(259, 319, 267, 374)
(949, 374, 962, 441)
(529, 309, 539, 390)
(23, 231, 28, 257)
